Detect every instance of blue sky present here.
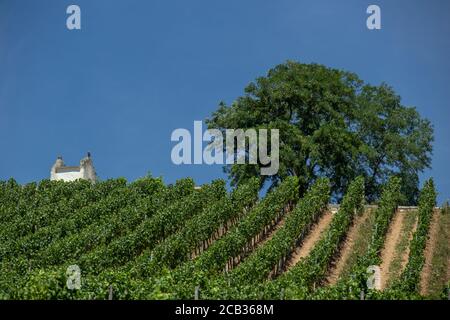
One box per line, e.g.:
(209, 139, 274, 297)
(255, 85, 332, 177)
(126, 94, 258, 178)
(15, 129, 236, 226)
(0, 0, 449, 203)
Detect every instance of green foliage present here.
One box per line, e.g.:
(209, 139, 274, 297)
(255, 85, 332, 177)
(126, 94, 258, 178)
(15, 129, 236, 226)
(0, 179, 127, 261)
(343, 176, 402, 293)
(229, 178, 330, 285)
(0, 179, 97, 244)
(26, 177, 167, 269)
(279, 177, 402, 300)
(441, 282, 450, 300)
(206, 61, 433, 203)
(0, 175, 446, 300)
(75, 178, 214, 274)
(425, 204, 450, 298)
(193, 176, 298, 275)
(391, 178, 437, 292)
(265, 176, 365, 299)
(156, 176, 298, 299)
(123, 178, 259, 278)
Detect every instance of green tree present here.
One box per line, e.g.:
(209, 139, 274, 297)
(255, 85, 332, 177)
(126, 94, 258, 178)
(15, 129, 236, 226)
(206, 61, 433, 203)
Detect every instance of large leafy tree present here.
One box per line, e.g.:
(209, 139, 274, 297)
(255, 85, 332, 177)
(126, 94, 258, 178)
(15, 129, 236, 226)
(206, 61, 433, 203)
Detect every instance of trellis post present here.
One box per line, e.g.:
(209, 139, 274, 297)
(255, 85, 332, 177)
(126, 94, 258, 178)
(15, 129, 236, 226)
(280, 288, 285, 300)
(108, 285, 113, 300)
(194, 286, 200, 300)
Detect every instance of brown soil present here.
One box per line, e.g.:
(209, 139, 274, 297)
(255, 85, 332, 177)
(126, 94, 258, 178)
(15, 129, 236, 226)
(285, 211, 334, 270)
(399, 217, 418, 275)
(379, 210, 405, 290)
(326, 210, 370, 285)
(419, 209, 441, 295)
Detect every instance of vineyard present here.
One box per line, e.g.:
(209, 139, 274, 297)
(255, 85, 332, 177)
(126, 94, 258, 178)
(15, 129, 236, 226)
(0, 175, 448, 300)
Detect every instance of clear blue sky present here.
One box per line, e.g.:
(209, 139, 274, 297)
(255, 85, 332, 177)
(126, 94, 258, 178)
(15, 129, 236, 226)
(0, 0, 449, 203)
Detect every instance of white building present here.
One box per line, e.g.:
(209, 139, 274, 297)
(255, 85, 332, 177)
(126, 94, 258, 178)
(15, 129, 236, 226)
(50, 153, 97, 182)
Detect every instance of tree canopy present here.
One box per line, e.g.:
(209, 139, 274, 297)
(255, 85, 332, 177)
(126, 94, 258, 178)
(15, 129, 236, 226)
(206, 61, 433, 204)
